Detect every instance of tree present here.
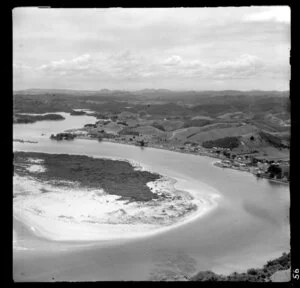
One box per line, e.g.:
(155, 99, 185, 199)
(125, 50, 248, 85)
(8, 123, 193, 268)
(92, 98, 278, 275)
(250, 135, 255, 141)
(247, 268, 258, 276)
(223, 151, 230, 158)
(250, 157, 258, 165)
(267, 164, 282, 178)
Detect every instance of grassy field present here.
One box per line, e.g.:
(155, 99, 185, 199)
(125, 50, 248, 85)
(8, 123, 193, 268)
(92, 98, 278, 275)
(188, 124, 257, 143)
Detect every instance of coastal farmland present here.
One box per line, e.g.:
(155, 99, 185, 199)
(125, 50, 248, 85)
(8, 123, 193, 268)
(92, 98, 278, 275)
(13, 90, 290, 163)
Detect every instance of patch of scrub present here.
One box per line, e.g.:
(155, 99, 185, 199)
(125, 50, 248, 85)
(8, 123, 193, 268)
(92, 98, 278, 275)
(13, 152, 162, 202)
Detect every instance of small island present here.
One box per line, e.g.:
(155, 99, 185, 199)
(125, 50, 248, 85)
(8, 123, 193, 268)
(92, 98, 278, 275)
(70, 110, 87, 116)
(14, 113, 65, 124)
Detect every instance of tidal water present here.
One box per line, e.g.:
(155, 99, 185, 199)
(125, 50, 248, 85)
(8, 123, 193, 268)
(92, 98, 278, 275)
(13, 113, 290, 281)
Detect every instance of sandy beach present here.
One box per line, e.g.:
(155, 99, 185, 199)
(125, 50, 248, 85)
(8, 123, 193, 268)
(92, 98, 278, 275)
(13, 158, 220, 242)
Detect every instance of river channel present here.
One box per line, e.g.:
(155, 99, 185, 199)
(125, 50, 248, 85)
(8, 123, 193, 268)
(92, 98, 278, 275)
(13, 113, 290, 281)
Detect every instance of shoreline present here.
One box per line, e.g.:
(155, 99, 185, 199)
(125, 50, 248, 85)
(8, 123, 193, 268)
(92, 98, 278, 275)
(69, 136, 291, 185)
(14, 135, 289, 186)
(13, 154, 220, 243)
(212, 160, 289, 185)
(13, 190, 218, 243)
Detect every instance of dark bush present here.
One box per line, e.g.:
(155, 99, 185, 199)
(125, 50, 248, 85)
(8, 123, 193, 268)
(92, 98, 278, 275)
(119, 127, 140, 136)
(259, 131, 288, 148)
(267, 164, 282, 178)
(152, 122, 165, 131)
(183, 119, 211, 128)
(202, 136, 240, 149)
(117, 121, 128, 126)
(247, 268, 258, 275)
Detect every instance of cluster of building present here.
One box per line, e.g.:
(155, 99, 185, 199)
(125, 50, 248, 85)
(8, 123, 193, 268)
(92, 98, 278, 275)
(178, 143, 207, 153)
(216, 160, 248, 171)
(216, 157, 289, 183)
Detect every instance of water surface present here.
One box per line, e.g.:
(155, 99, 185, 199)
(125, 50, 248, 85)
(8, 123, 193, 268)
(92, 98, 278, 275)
(13, 114, 290, 281)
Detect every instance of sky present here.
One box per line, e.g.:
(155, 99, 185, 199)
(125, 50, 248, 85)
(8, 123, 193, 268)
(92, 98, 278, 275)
(13, 6, 290, 91)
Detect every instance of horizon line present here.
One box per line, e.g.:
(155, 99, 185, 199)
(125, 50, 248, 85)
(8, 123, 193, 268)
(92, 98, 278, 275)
(13, 88, 289, 93)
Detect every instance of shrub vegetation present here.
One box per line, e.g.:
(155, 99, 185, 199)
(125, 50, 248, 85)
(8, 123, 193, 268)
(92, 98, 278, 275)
(202, 136, 240, 149)
(190, 252, 290, 282)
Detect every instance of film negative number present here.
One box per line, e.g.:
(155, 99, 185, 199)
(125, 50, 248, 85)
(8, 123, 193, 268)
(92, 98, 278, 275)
(293, 268, 299, 280)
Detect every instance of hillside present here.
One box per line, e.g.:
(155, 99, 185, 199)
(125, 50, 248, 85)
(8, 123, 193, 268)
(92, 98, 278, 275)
(13, 90, 290, 161)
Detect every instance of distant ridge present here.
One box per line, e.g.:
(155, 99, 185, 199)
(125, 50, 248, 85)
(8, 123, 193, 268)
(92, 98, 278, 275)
(13, 88, 289, 97)
(13, 88, 100, 95)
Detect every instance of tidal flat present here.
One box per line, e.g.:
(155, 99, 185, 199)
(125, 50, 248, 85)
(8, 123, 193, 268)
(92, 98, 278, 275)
(13, 151, 215, 242)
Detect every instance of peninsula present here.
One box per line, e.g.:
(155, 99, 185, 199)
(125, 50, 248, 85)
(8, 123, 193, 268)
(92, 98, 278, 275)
(13, 151, 216, 241)
(13, 113, 65, 124)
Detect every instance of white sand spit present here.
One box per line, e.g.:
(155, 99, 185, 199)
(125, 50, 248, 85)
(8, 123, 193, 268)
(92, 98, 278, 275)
(25, 164, 46, 173)
(13, 163, 220, 242)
